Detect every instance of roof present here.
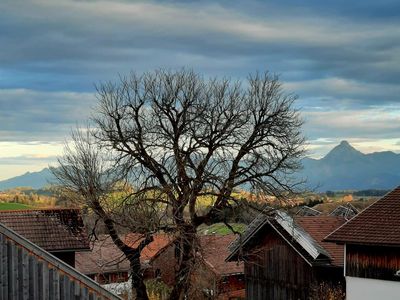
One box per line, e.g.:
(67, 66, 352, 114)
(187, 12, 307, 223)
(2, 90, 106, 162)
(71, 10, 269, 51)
(0, 208, 89, 252)
(227, 207, 274, 258)
(199, 234, 243, 276)
(329, 203, 358, 219)
(124, 233, 173, 262)
(325, 186, 400, 246)
(295, 216, 346, 266)
(76, 233, 173, 275)
(227, 211, 345, 267)
(0, 222, 120, 299)
(296, 206, 321, 216)
(276, 211, 331, 260)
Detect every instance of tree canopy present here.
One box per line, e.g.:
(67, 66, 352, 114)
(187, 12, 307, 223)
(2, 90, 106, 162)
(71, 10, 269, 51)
(53, 69, 305, 299)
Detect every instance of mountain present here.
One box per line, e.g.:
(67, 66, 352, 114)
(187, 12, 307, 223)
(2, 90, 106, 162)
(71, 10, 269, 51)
(1, 141, 400, 192)
(300, 141, 400, 191)
(0, 168, 56, 191)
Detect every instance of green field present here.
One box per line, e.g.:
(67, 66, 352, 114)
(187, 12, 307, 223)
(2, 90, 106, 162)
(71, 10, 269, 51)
(0, 202, 32, 210)
(198, 222, 246, 235)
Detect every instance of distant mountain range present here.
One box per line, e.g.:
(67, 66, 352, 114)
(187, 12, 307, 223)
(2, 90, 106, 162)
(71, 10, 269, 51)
(300, 141, 400, 191)
(0, 168, 56, 191)
(1, 141, 400, 192)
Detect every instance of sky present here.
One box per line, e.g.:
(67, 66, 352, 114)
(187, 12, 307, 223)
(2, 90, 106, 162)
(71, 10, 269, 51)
(1, 0, 400, 180)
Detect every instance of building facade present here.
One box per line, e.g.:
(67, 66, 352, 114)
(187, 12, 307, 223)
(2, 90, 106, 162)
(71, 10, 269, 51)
(326, 187, 400, 300)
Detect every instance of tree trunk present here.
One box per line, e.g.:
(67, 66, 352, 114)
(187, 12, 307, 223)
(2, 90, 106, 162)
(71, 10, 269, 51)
(130, 251, 149, 300)
(168, 225, 197, 300)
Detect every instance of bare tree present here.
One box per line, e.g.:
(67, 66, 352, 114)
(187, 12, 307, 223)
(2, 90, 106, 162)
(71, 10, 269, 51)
(54, 69, 305, 299)
(52, 130, 161, 300)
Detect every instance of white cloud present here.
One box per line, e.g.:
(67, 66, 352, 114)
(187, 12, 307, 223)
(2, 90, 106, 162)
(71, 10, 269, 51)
(0, 142, 62, 180)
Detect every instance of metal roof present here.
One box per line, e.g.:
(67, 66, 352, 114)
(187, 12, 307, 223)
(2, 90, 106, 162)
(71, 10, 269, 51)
(329, 204, 358, 219)
(296, 206, 321, 216)
(275, 211, 331, 260)
(227, 209, 335, 264)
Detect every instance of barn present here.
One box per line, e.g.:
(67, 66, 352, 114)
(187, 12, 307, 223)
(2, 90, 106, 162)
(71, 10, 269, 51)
(227, 210, 346, 299)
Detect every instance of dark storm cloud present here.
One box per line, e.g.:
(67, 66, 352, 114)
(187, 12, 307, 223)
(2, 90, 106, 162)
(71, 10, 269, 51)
(1, 1, 399, 89)
(0, 0, 400, 145)
(0, 89, 95, 141)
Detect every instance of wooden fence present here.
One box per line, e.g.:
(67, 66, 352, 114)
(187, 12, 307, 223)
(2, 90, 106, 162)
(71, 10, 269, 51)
(0, 223, 121, 300)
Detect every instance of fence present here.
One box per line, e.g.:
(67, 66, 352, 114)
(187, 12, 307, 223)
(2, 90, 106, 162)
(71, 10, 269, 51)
(0, 223, 121, 300)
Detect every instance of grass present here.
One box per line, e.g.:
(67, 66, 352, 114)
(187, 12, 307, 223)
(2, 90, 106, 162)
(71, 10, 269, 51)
(198, 222, 246, 235)
(0, 202, 32, 210)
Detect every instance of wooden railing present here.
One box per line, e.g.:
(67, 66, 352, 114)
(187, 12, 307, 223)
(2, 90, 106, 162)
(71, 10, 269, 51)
(0, 223, 121, 300)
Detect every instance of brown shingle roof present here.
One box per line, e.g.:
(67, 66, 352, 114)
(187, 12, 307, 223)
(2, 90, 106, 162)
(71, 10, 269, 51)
(296, 216, 346, 267)
(76, 233, 173, 275)
(325, 186, 400, 246)
(0, 208, 89, 251)
(200, 234, 243, 276)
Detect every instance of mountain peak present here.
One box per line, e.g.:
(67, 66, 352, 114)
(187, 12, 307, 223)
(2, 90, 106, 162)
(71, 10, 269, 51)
(323, 140, 363, 162)
(339, 140, 350, 146)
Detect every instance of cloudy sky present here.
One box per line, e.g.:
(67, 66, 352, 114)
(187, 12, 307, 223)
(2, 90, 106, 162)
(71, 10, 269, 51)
(1, 0, 400, 180)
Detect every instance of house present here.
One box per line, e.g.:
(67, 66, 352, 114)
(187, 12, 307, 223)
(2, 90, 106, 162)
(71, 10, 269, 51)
(75, 233, 175, 290)
(227, 211, 346, 300)
(0, 222, 119, 299)
(325, 187, 400, 300)
(0, 208, 90, 266)
(191, 234, 245, 300)
(77, 233, 244, 299)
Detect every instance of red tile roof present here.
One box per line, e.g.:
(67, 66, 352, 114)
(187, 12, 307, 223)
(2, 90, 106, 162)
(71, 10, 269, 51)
(0, 208, 89, 251)
(325, 186, 400, 246)
(124, 233, 173, 262)
(295, 216, 346, 267)
(199, 234, 243, 276)
(76, 233, 173, 275)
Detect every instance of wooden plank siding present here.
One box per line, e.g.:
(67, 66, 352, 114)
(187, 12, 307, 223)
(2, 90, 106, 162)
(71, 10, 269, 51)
(245, 231, 313, 300)
(346, 244, 400, 281)
(0, 223, 120, 300)
(244, 229, 343, 300)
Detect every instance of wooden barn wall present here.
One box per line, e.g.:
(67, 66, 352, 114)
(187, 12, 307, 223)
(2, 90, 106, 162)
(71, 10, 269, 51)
(346, 244, 400, 281)
(0, 230, 119, 300)
(245, 230, 314, 300)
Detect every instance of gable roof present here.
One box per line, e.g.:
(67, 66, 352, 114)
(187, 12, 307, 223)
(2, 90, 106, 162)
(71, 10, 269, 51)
(124, 233, 173, 263)
(325, 186, 400, 246)
(199, 234, 243, 277)
(296, 216, 346, 266)
(227, 207, 274, 257)
(76, 233, 173, 275)
(0, 222, 120, 299)
(0, 208, 89, 252)
(296, 206, 321, 216)
(329, 203, 358, 219)
(227, 211, 345, 267)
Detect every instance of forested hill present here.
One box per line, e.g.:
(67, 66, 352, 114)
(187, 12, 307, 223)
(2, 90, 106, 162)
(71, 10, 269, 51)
(300, 141, 400, 191)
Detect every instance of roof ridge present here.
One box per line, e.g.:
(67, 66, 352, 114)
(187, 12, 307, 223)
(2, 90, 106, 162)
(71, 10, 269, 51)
(276, 211, 331, 260)
(324, 186, 400, 242)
